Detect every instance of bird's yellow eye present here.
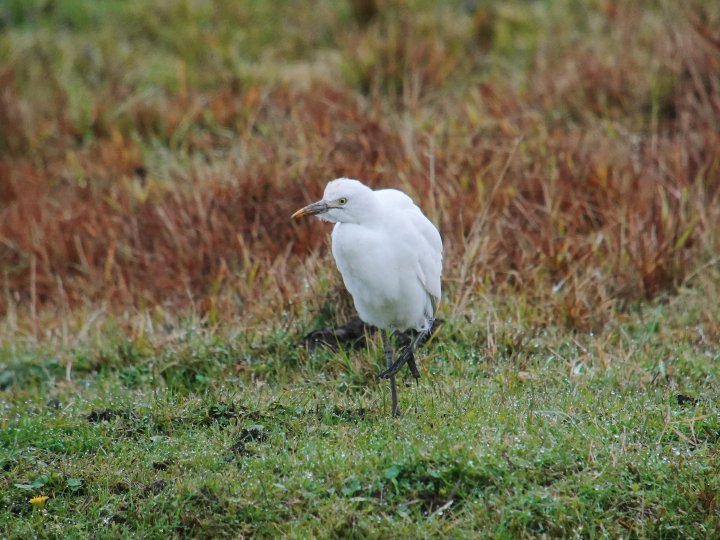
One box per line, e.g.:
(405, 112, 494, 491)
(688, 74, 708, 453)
(338, 197, 348, 205)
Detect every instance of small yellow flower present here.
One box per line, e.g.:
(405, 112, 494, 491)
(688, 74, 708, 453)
(29, 495, 49, 505)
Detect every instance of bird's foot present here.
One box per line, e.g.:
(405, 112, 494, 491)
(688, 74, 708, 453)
(379, 346, 415, 379)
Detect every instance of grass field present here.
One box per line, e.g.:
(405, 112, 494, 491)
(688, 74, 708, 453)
(1, 0, 720, 537)
(2, 284, 720, 537)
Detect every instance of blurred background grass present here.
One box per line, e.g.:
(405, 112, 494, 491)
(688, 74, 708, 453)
(1, 0, 719, 340)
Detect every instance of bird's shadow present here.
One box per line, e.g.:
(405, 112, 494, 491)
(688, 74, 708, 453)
(302, 317, 442, 352)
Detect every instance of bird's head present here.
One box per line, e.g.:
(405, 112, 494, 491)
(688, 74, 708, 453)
(291, 178, 377, 224)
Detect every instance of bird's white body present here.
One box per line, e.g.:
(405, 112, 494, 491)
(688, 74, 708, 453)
(321, 179, 442, 332)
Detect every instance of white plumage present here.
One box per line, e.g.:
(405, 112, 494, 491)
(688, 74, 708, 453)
(292, 178, 443, 416)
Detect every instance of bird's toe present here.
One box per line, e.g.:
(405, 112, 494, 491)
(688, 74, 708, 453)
(407, 355, 421, 380)
(378, 350, 412, 379)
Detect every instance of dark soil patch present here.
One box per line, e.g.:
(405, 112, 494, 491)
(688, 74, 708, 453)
(677, 394, 699, 406)
(228, 425, 267, 457)
(331, 406, 370, 423)
(143, 480, 168, 496)
(110, 481, 131, 494)
(87, 409, 117, 422)
(46, 398, 62, 410)
(152, 459, 177, 471)
(202, 403, 262, 426)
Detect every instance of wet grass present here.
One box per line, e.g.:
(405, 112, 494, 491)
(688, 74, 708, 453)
(2, 285, 719, 538)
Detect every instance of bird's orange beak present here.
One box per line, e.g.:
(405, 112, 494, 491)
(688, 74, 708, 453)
(291, 200, 329, 219)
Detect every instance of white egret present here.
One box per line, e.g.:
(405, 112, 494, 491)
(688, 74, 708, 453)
(292, 178, 442, 416)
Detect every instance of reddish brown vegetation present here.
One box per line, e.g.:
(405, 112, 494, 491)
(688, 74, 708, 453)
(1, 4, 719, 330)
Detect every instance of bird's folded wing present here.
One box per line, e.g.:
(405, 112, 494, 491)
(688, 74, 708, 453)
(376, 188, 443, 312)
(405, 208, 443, 312)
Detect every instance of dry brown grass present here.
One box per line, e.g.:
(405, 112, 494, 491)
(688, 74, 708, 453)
(1, 1, 719, 334)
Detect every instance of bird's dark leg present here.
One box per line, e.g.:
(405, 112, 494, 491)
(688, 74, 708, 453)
(379, 327, 427, 380)
(382, 330, 400, 417)
(392, 330, 420, 379)
(406, 352, 421, 380)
